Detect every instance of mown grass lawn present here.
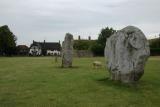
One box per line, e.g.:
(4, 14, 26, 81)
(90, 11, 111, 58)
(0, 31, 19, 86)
(0, 56, 160, 107)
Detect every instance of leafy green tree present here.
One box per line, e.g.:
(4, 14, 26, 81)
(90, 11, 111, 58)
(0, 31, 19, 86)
(98, 27, 116, 48)
(90, 41, 104, 56)
(0, 25, 17, 56)
(91, 27, 115, 56)
(149, 38, 160, 49)
(149, 38, 160, 55)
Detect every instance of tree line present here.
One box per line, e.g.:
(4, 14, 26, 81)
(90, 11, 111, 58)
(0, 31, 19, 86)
(0, 25, 160, 56)
(0, 25, 116, 56)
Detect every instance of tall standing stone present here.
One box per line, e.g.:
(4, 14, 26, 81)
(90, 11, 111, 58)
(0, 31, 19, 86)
(62, 33, 74, 68)
(105, 26, 150, 83)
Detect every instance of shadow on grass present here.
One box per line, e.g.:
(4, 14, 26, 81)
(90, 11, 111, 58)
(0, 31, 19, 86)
(54, 66, 80, 69)
(95, 77, 152, 92)
(96, 77, 134, 87)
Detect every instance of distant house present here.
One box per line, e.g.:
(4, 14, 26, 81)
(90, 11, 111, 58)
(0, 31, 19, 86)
(17, 45, 29, 55)
(29, 40, 61, 56)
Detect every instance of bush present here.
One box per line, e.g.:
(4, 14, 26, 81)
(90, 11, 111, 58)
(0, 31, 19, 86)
(150, 48, 160, 56)
(74, 40, 95, 50)
(149, 38, 160, 49)
(90, 41, 104, 56)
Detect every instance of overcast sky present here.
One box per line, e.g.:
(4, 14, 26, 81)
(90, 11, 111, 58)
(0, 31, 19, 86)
(0, 0, 160, 46)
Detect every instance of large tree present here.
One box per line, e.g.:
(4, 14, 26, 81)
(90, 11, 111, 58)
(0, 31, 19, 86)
(0, 25, 17, 56)
(91, 27, 116, 56)
(98, 27, 116, 47)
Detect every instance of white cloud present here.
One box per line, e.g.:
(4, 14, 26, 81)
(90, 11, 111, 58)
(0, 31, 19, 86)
(0, 0, 160, 46)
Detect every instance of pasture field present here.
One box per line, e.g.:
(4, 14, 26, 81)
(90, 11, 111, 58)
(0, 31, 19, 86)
(0, 57, 160, 107)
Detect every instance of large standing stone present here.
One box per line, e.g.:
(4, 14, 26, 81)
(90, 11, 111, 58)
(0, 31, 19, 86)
(105, 26, 150, 83)
(62, 33, 74, 67)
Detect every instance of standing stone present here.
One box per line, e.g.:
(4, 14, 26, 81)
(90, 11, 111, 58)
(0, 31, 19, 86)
(62, 33, 74, 67)
(105, 26, 150, 83)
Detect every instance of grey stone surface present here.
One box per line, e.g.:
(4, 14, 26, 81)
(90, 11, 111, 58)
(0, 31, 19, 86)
(105, 26, 150, 83)
(62, 33, 74, 67)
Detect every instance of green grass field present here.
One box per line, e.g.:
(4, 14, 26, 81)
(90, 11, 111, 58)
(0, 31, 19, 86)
(0, 57, 160, 107)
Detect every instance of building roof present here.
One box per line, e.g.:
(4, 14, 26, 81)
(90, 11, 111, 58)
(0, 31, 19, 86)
(31, 41, 61, 51)
(17, 45, 29, 49)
